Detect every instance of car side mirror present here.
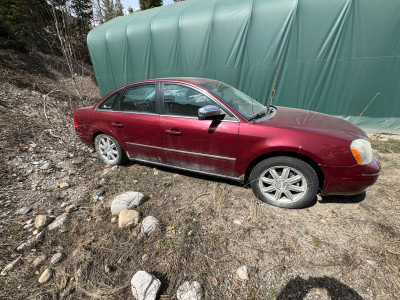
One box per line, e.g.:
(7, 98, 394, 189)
(198, 105, 223, 120)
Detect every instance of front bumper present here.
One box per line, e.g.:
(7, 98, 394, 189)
(320, 155, 381, 196)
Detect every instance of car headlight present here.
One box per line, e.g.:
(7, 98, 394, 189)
(350, 139, 373, 165)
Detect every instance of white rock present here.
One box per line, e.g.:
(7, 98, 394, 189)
(48, 213, 69, 231)
(17, 207, 32, 215)
(17, 231, 45, 251)
(177, 281, 204, 300)
(236, 265, 249, 280)
(111, 192, 144, 215)
(140, 216, 160, 237)
(24, 223, 35, 230)
(33, 255, 46, 267)
(38, 268, 53, 283)
(35, 215, 51, 229)
(232, 219, 242, 225)
(51, 252, 65, 265)
(118, 209, 140, 228)
(131, 271, 161, 300)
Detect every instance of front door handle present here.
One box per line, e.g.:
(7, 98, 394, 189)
(111, 122, 123, 128)
(165, 129, 182, 136)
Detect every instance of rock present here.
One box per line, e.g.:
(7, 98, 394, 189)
(33, 229, 39, 235)
(111, 217, 117, 223)
(142, 254, 148, 261)
(26, 219, 34, 225)
(111, 192, 144, 215)
(17, 231, 45, 251)
(118, 209, 140, 228)
(38, 268, 53, 283)
(48, 213, 68, 231)
(177, 281, 204, 300)
(24, 223, 35, 230)
(17, 207, 32, 215)
(93, 188, 106, 200)
(40, 162, 50, 170)
(50, 252, 65, 265)
(59, 182, 69, 189)
(35, 215, 52, 229)
(232, 219, 242, 225)
(130, 271, 161, 300)
(140, 216, 160, 237)
(33, 255, 47, 267)
(1, 256, 22, 275)
(236, 265, 249, 280)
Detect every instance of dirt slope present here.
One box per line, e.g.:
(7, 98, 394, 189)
(0, 50, 399, 299)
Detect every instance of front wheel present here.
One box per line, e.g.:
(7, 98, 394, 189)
(249, 156, 319, 209)
(94, 134, 124, 166)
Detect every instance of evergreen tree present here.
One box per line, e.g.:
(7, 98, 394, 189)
(71, 0, 92, 34)
(139, 0, 162, 11)
(127, 6, 134, 14)
(114, 0, 123, 17)
(102, 0, 114, 22)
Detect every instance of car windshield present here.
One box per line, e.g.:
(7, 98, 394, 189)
(200, 81, 267, 121)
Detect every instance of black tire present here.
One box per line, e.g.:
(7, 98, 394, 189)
(249, 156, 318, 209)
(94, 134, 124, 166)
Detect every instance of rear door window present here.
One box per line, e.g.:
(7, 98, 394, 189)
(119, 84, 156, 114)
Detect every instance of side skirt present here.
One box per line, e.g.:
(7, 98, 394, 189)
(129, 157, 244, 183)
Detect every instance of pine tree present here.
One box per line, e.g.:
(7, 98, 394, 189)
(127, 6, 134, 14)
(139, 0, 163, 11)
(71, 0, 92, 34)
(102, 0, 114, 22)
(114, 0, 123, 17)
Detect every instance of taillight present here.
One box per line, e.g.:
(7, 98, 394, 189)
(73, 115, 80, 130)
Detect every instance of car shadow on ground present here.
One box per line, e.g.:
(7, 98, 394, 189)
(319, 191, 366, 204)
(277, 276, 364, 299)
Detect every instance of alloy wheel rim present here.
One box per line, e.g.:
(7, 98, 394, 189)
(258, 165, 307, 203)
(98, 137, 118, 163)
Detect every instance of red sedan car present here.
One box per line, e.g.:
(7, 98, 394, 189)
(73, 78, 380, 208)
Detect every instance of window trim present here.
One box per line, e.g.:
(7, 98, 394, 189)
(113, 82, 159, 114)
(160, 81, 240, 123)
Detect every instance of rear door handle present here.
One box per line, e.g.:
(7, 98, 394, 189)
(111, 122, 124, 128)
(165, 129, 182, 136)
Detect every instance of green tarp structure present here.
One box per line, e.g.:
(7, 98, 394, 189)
(87, 0, 400, 132)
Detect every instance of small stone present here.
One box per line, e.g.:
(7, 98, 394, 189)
(131, 270, 161, 300)
(232, 219, 242, 225)
(59, 182, 69, 189)
(118, 209, 140, 228)
(40, 162, 50, 170)
(236, 265, 249, 280)
(24, 223, 35, 230)
(1, 270, 7, 276)
(26, 219, 34, 225)
(17, 207, 32, 215)
(17, 231, 45, 251)
(33, 229, 39, 235)
(33, 255, 47, 267)
(111, 192, 145, 215)
(177, 281, 204, 300)
(111, 217, 117, 223)
(153, 169, 159, 175)
(38, 268, 53, 283)
(140, 216, 160, 237)
(142, 254, 148, 261)
(50, 252, 65, 265)
(133, 180, 138, 184)
(48, 213, 69, 231)
(60, 202, 69, 208)
(93, 188, 106, 200)
(35, 215, 52, 229)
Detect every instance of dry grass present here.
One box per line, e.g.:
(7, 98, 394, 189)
(1, 50, 400, 299)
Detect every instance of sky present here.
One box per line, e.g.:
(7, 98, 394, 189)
(121, 0, 175, 11)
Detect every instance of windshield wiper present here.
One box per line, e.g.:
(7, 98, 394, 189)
(248, 108, 267, 122)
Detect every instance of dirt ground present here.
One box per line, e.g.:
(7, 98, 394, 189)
(0, 50, 399, 299)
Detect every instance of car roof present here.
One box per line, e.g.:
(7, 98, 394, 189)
(142, 77, 218, 85)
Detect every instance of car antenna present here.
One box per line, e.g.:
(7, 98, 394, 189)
(269, 70, 277, 105)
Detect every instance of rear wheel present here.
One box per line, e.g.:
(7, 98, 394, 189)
(249, 156, 318, 208)
(94, 134, 124, 166)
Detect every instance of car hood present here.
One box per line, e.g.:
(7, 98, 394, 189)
(257, 106, 367, 140)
